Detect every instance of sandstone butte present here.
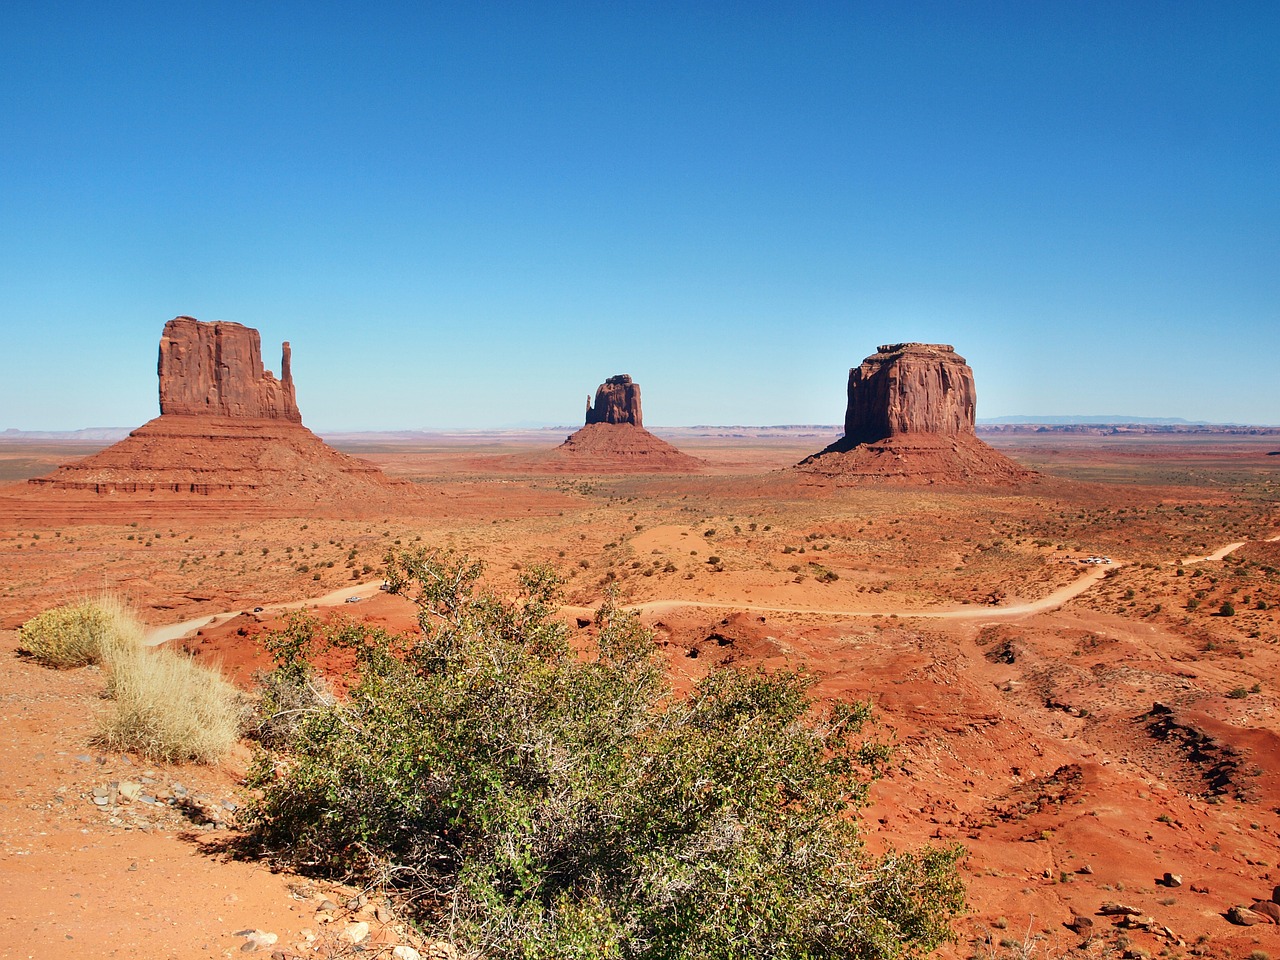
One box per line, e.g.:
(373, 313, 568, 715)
(542, 375, 704, 473)
(30, 317, 406, 505)
(796, 342, 1036, 485)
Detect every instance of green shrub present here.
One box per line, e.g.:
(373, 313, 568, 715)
(245, 550, 965, 959)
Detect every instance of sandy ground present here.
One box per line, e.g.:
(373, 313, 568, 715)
(2, 431, 1280, 958)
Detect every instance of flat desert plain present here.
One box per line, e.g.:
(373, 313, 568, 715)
(2, 428, 1279, 958)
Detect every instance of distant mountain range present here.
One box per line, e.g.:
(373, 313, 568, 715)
(978, 416, 1208, 425)
(1, 427, 132, 441)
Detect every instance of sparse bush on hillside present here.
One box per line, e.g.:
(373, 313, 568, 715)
(20, 596, 241, 764)
(17, 596, 135, 668)
(244, 549, 965, 959)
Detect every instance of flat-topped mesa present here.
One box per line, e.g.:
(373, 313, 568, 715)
(796, 340, 1035, 485)
(585, 374, 643, 427)
(844, 343, 975, 445)
(158, 317, 301, 422)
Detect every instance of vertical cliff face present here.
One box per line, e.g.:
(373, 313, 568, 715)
(844, 343, 976, 444)
(585, 374, 643, 427)
(157, 317, 300, 422)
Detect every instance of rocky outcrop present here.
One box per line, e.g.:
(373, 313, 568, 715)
(499, 375, 701, 473)
(843, 343, 975, 444)
(585, 375, 642, 427)
(31, 316, 407, 506)
(796, 342, 1035, 486)
(158, 317, 300, 422)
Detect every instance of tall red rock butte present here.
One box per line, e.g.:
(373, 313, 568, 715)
(31, 317, 405, 506)
(157, 317, 301, 422)
(585, 374, 643, 427)
(536, 374, 703, 473)
(796, 342, 1034, 485)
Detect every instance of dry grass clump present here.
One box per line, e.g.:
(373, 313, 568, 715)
(17, 595, 137, 668)
(20, 595, 241, 764)
(100, 641, 243, 764)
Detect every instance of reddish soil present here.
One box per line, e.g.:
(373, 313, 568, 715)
(2, 430, 1280, 958)
(495, 422, 707, 473)
(796, 433, 1037, 486)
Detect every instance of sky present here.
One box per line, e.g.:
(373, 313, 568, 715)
(2, 1, 1277, 430)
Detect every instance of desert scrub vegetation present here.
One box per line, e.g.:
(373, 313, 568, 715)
(19, 596, 241, 763)
(17, 595, 135, 668)
(244, 549, 965, 959)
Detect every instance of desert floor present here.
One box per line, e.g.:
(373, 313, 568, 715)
(2, 430, 1279, 958)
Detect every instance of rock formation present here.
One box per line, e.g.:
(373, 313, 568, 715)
(585, 375, 642, 427)
(515, 375, 703, 474)
(158, 317, 300, 421)
(797, 342, 1034, 485)
(842, 343, 975, 444)
(31, 316, 406, 507)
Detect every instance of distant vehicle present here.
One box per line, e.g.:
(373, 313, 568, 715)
(344, 596, 361, 603)
(252, 606, 264, 613)
(1082, 556, 1112, 565)
(378, 581, 390, 591)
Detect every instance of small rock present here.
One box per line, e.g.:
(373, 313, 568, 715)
(92, 786, 111, 799)
(1191, 883, 1209, 893)
(1273, 884, 1280, 904)
(1065, 915, 1094, 935)
(345, 894, 367, 910)
(239, 930, 278, 952)
(1076, 863, 1094, 875)
(374, 904, 393, 923)
(92, 796, 109, 807)
(118, 782, 143, 802)
(316, 898, 339, 913)
(1227, 905, 1269, 926)
(1251, 900, 1280, 923)
(1098, 902, 1142, 916)
(1160, 872, 1182, 887)
(342, 921, 370, 944)
(392, 948, 423, 960)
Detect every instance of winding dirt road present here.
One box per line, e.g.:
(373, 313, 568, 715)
(144, 534, 1278, 645)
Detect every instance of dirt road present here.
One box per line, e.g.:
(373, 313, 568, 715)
(145, 534, 1275, 643)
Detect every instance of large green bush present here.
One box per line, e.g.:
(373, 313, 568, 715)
(245, 550, 964, 958)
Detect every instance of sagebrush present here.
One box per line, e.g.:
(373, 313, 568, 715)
(245, 550, 965, 959)
(17, 595, 137, 668)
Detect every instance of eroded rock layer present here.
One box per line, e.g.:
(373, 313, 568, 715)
(547, 422, 705, 473)
(30, 416, 398, 500)
(798, 342, 1034, 485)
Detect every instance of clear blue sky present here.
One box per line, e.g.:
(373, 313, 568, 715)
(2, 1, 1277, 429)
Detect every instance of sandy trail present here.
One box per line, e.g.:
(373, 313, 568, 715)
(143, 580, 384, 645)
(604, 561, 1115, 622)
(1179, 533, 1280, 566)
(147, 534, 1276, 643)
